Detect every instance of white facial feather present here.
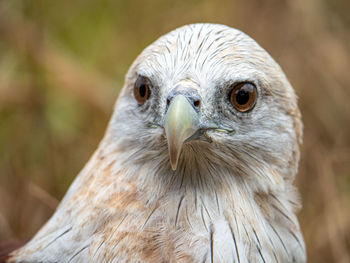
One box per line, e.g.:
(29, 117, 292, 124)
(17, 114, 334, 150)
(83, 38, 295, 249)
(10, 23, 305, 263)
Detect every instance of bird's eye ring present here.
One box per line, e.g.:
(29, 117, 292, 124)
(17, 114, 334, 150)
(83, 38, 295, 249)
(229, 82, 257, 112)
(134, 76, 151, 105)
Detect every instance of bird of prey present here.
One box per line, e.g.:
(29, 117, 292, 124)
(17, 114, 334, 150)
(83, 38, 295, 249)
(5, 23, 306, 262)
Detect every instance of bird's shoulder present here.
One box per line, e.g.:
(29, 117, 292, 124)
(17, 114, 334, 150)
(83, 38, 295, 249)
(0, 239, 28, 263)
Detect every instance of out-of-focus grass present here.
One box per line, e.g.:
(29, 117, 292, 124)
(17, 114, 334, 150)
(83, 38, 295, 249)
(0, 0, 349, 262)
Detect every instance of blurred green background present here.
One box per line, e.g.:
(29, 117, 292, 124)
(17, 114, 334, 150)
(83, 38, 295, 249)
(0, 0, 349, 262)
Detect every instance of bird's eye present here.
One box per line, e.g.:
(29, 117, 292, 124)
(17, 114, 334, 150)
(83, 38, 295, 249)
(134, 76, 151, 105)
(229, 82, 257, 112)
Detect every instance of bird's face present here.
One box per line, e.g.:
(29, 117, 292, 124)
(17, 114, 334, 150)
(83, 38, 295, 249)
(108, 24, 302, 189)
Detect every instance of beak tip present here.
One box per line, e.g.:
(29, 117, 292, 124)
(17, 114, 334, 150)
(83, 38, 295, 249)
(171, 163, 177, 171)
(170, 150, 179, 171)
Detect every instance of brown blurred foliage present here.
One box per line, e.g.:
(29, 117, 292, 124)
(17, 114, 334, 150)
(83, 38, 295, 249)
(0, 0, 349, 262)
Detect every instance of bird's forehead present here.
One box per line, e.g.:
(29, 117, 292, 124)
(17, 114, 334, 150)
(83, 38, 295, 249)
(134, 24, 275, 87)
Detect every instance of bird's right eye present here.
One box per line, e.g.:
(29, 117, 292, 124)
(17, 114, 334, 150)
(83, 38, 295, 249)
(134, 76, 151, 105)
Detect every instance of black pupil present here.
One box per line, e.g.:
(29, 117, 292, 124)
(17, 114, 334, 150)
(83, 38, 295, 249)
(236, 89, 249, 105)
(139, 84, 146, 97)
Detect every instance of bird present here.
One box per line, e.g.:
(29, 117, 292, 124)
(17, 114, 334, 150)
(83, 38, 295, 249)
(4, 23, 306, 262)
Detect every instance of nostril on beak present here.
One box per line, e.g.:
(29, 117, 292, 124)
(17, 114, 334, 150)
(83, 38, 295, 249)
(193, 100, 200, 108)
(166, 87, 202, 110)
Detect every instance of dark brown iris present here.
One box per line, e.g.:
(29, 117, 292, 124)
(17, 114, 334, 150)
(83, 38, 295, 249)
(229, 82, 257, 112)
(134, 76, 151, 105)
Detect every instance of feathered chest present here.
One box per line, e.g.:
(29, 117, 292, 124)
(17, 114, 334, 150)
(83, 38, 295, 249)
(86, 186, 305, 263)
(10, 166, 305, 263)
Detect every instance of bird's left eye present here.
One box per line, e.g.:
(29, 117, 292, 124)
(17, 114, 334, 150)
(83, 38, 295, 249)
(134, 76, 151, 105)
(229, 82, 257, 112)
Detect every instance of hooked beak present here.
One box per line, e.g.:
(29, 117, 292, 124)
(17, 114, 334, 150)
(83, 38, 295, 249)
(164, 95, 199, 171)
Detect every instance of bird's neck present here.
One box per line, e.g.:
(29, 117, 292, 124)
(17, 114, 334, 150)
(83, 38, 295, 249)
(68, 147, 305, 261)
(10, 144, 305, 262)
(89, 137, 296, 216)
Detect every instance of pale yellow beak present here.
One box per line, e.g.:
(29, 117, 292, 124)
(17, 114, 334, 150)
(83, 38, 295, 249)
(164, 95, 199, 170)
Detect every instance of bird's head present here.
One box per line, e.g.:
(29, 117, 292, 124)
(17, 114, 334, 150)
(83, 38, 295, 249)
(104, 24, 302, 192)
